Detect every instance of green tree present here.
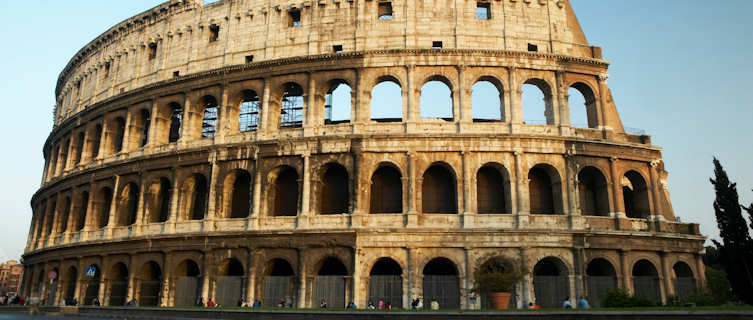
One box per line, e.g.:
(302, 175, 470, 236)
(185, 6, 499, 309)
(709, 158, 753, 305)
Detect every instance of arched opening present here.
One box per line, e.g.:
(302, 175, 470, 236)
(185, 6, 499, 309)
(173, 259, 201, 306)
(224, 170, 252, 219)
(34, 202, 46, 239)
(281, 82, 304, 128)
(578, 166, 610, 216)
(319, 164, 349, 215)
(476, 165, 510, 214)
(45, 199, 57, 235)
(76, 191, 89, 231)
(107, 263, 128, 306)
(215, 258, 244, 307)
(420, 79, 453, 121)
(369, 258, 403, 309)
(421, 164, 457, 214)
(521, 79, 554, 125)
(139, 109, 150, 147)
(533, 257, 570, 308)
(116, 183, 139, 226)
(63, 266, 78, 305)
(182, 174, 208, 220)
(623, 171, 651, 218)
(586, 258, 617, 308)
(632, 259, 660, 303)
(370, 165, 403, 214)
(568, 83, 598, 128)
(94, 187, 113, 229)
(112, 117, 126, 153)
(472, 78, 504, 122)
(239, 90, 260, 132)
(59, 197, 71, 234)
(324, 81, 351, 125)
(269, 166, 299, 216)
(138, 261, 162, 306)
(673, 262, 695, 299)
(90, 124, 103, 160)
(83, 264, 101, 305)
(528, 164, 562, 214)
(147, 178, 171, 223)
(201, 95, 219, 138)
(370, 78, 403, 122)
(313, 257, 348, 308)
(261, 259, 296, 307)
(74, 132, 85, 164)
(59, 140, 70, 172)
(476, 257, 517, 309)
(35, 269, 45, 300)
(422, 257, 460, 309)
(168, 102, 183, 143)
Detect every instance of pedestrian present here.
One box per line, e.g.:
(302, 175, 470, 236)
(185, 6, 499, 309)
(278, 298, 285, 307)
(207, 298, 215, 307)
(530, 302, 540, 309)
(430, 298, 439, 310)
(385, 302, 391, 310)
(577, 296, 590, 309)
(92, 297, 100, 306)
(562, 296, 572, 309)
(411, 298, 417, 310)
(416, 297, 423, 309)
(252, 299, 261, 308)
(368, 301, 375, 309)
(237, 298, 244, 307)
(196, 297, 204, 307)
(348, 301, 357, 309)
(284, 295, 293, 308)
(320, 299, 327, 308)
(378, 298, 384, 309)
(70, 298, 76, 306)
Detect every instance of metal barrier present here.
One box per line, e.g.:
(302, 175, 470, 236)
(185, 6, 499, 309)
(108, 280, 128, 306)
(314, 276, 346, 308)
(674, 278, 696, 299)
(215, 276, 242, 307)
(369, 275, 403, 309)
(262, 276, 296, 307)
(139, 280, 162, 306)
(173, 276, 199, 306)
(586, 276, 617, 307)
(533, 276, 569, 308)
(423, 275, 460, 309)
(633, 276, 661, 303)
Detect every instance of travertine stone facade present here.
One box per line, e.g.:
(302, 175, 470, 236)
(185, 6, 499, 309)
(24, 0, 704, 310)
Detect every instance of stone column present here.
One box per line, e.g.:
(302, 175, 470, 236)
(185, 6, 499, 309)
(299, 152, 311, 228)
(461, 151, 473, 227)
(120, 109, 133, 153)
(215, 85, 229, 142)
(648, 161, 664, 219)
(555, 71, 570, 129)
(104, 175, 121, 238)
(609, 157, 625, 217)
(456, 65, 470, 124)
(303, 72, 316, 137)
(514, 151, 529, 228)
(405, 152, 418, 226)
(508, 67, 522, 132)
(206, 153, 220, 227)
(405, 65, 417, 123)
(694, 253, 706, 289)
(596, 75, 610, 130)
(245, 249, 255, 305)
(251, 153, 263, 224)
(519, 247, 531, 306)
(200, 252, 211, 305)
(296, 248, 307, 308)
(160, 257, 171, 306)
(258, 78, 271, 139)
(660, 251, 672, 304)
(619, 250, 631, 293)
(178, 94, 194, 145)
(168, 169, 180, 232)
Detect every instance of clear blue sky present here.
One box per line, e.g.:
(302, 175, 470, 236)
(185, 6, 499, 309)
(0, 1, 751, 262)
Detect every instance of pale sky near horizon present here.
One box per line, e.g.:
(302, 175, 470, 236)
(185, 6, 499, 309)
(0, 1, 751, 263)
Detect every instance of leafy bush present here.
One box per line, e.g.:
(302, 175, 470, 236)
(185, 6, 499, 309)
(602, 289, 655, 308)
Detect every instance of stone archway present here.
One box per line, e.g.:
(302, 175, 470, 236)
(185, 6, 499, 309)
(368, 258, 403, 309)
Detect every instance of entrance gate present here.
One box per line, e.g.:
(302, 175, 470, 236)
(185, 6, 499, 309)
(108, 281, 128, 306)
(139, 280, 161, 306)
(174, 276, 200, 306)
(533, 275, 569, 308)
(84, 281, 100, 305)
(47, 280, 58, 305)
(314, 276, 345, 308)
(633, 276, 661, 303)
(215, 276, 242, 307)
(586, 276, 616, 307)
(262, 276, 295, 307)
(423, 275, 460, 309)
(368, 275, 402, 309)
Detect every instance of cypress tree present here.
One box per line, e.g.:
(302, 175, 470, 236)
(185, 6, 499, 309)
(709, 158, 753, 304)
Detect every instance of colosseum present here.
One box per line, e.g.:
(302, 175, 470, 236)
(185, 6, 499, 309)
(22, 0, 705, 310)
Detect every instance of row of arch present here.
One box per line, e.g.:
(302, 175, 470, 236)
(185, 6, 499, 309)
(30, 255, 696, 309)
(32, 161, 652, 239)
(44, 73, 602, 182)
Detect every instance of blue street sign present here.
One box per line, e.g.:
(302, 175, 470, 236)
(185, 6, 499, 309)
(85, 266, 97, 278)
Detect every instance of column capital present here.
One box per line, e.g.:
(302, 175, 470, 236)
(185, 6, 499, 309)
(609, 156, 619, 163)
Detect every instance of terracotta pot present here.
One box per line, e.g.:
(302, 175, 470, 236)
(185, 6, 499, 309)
(490, 292, 511, 309)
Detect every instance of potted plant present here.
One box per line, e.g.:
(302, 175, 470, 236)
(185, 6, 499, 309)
(473, 258, 527, 310)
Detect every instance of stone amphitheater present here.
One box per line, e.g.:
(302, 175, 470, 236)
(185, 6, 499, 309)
(22, 0, 705, 310)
